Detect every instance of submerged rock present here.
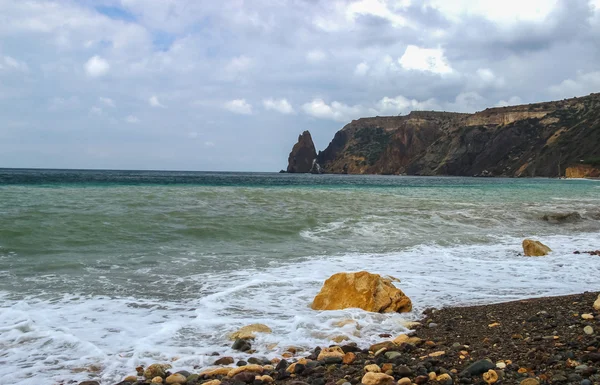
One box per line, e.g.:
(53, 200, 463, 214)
(522, 239, 551, 256)
(229, 324, 272, 340)
(311, 271, 412, 313)
(541, 212, 582, 224)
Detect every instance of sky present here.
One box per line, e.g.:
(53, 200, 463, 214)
(1, 0, 600, 171)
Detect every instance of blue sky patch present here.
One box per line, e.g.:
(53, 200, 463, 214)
(95, 5, 136, 22)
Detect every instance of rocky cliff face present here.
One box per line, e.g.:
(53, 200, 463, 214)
(565, 164, 600, 178)
(313, 93, 600, 177)
(286, 131, 318, 173)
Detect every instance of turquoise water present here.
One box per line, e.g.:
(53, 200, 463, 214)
(1, 169, 599, 384)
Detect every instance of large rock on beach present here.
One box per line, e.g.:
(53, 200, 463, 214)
(361, 372, 395, 385)
(311, 271, 412, 313)
(594, 294, 600, 311)
(144, 364, 172, 379)
(522, 239, 551, 256)
(229, 324, 272, 340)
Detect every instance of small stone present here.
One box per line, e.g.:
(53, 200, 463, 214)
(317, 346, 345, 361)
(228, 324, 272, 340)
(482, 370, 498, 384)
(123, 376, 138, 383)
(594, 294, 600, 311)
(581, 380, 592, 385)
(461, 359, 495, 376)
(397, 378, 411, 385)
(436, 373, 453, 385)
(144, 364, 171, 379)
(214, 356, 234, 365)
(228, 365, 264, 378)
(519, 380, 539, 385)
(78, 382, 100, 385)
(428, 351, 445, 358)
(584, 326, 594, 335)
(257, 375, 274, 383)
(232, 339, 252, 352)
(201, 368, 233, 377)
(428, 323, 438, 328)
(488, 322, 500, 328)
(151, 377, 163, 384)
(165, 373, 187, 385)
(581, 314, 594, 320)
(343, 352, 357, 364)
(232, 371, 256, 383)
(369, 341, 397, 352)
(396, 366, 412, 377)
(428, 372, 437, 381)
(495, 362, 506, 369)
(323, 356, 343, 365)
(361, 372, 395, 385)
(364, 364, 381, 373)
(414, 376, 429, 385)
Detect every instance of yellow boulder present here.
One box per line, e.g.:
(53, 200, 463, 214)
(522, 239, 551, 256)
(227, 365, 264, 378)
(594, 294, 600, 311)
(361, 372, 395, 385)
(311, 271, 412, 313)
(228, 324, 272, 340)
(317, 346, 345, 361)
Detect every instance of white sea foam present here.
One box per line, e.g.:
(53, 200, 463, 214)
(1, 233, 600, 384)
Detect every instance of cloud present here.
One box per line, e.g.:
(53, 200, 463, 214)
(496, 96, 523, 107)
(398, 45, 453, 75)
(99, 97, 115, 107)
(204, 141, 215, 147)
(548, 71, 600, 97)
(149, 95, 165, 108)
(375, 95, 439, 115)
(263, 98, 294, 114)
(224, 99, 253, 115)
(226, 56, 253, 74)
(354, 62, 369, 76)
(125, 115, 140, 124)
(302, 99, 365, 122)
(0, 56, 28, 72)
(90, 106, 103, 115)
(306, 50, 326, 63)
(48, 96, 79, 111)
(84, 56, 110, 77)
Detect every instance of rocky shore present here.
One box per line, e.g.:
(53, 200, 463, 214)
(101, 291, 600, 385)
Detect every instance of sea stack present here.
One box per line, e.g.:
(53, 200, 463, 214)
(286, 130, 318, 173)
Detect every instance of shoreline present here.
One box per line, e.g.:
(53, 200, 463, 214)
(106, 291, 600, 385)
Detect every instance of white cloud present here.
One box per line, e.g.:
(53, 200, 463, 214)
(306, 50, 326, 63)
(0, 56, 28, 72)
(204, 141, 215, 147)
(346, 0, 410, 28)
(90, 106, 103, 115)
(548, 71, 600, 97)
(48, 96, 79, 111)
(496, 96, 523, 107)
(188, 132, 199, 139)
(226, 55, 253, 74)
(399, 45, 453, 75)
(224, 99, 253, 115)
(99, 97, 115, 107)
(84, 56, 110, 77)
(149, 95, 165, 108)
(375, 95, 439, 115)
(354, 62, 369, 76)
(125, 115, 140, 124)
(263, 98, 294, 114)
(302, 99, 365, 122)
(427, 0, 557, 24)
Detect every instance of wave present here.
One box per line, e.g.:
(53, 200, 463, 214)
(2, 233, 600, 384)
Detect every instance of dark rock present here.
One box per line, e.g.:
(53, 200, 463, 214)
(294, 364, 306, 375)
(276, 359, 289, 371)
(311, 379, 326, 385)
(341, 344, 361, 353)
(232, 338, 252, 352)
(287, 131, 318, 173)
(214, 357, 235, 365)
(248, 357, 269, 365)
(322, 357, 343, 365)
(581, 353, 600, 362)
(79, 382, 100, 385)
(396, 365, 412, 377)
(233, 372, 257, 383)
(541, 212, 582, 224)
(176, 370, 191, 378)
(460, 359, 495, 376)
(236, 360, 247, 366)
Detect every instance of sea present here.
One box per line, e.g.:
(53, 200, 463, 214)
(1, 169, 599, 385)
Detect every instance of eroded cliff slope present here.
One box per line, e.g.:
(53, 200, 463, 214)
(314, 93, 600, 177)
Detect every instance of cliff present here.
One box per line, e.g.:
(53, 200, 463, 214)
(310, 93, 600, 177)
(286, 131, 318, 173)
(565, 164, 600, 178)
